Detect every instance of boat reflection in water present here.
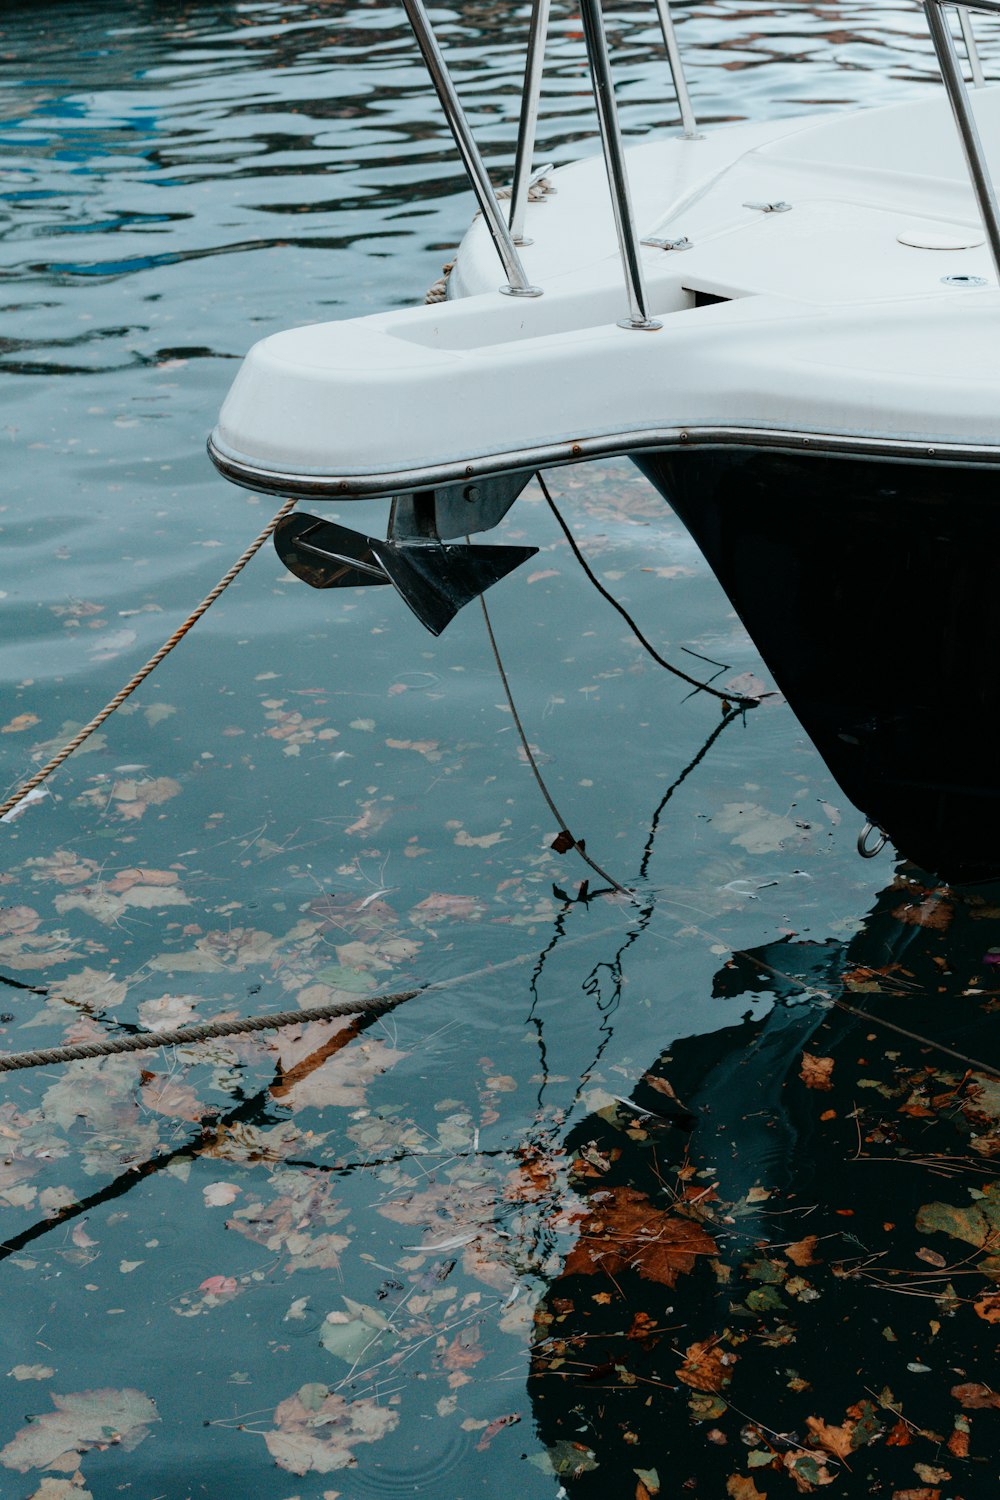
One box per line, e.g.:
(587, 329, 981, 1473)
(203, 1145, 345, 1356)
(523, 870, 999, 1492)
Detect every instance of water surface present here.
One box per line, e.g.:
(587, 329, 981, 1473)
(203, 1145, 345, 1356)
(1, 5, 998, 1497)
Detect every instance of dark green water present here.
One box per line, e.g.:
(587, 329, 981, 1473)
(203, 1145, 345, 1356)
(1, 4, 998, 1497)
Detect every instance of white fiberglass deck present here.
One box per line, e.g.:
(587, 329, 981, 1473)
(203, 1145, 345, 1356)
(211, 90, 1000, 494)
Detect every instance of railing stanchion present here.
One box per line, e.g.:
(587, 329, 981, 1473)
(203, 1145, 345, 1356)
(400, 0, 541, 297)
(956, 4, 986, 87)
(578, 0, 662, 330)
(510, 0, 551, 244)
(924, 0, 1000, 283)
(653, 0, 699, 137)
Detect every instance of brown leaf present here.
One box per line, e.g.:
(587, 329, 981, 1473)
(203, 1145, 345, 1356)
(891, 894, 954, 932)
(0, 905, 40, 937)
(946, 1416, 970, 1459)
(644, 1073, 681, 1103)
(885, 1420, 913, 1447)
(951, 1382, 1000, 1410)
(551, 830, 575, 854)
(440, 1329, 483, 1371)
(675, 1338, 735, 1393)
(974, 1291, 1000, 1322)
(799, 1053, 834, 1090)
(890, 1491, 941, 1500)
(915, 1248, 947, 1268)
(805, 1415, 855, 1460)
(913, 1464, 950, 1484)
(726, 1477, 767, 1500)
(139, 1074, 203, 1122)
(785, 1235, 820, 1267)
(474, 1412, 520, 1451)
(504, 1147, 561, 1203)
(562, 1185, 716, 1288)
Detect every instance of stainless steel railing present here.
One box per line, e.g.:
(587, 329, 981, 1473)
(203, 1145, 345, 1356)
(957, 5, 987, 85)
(923, 2, 1000, 281)
(401, 0, 540, 298)
(402, 0, 698, 324)
(509, 0, 551, 245)
(403, 0, 1000, 318)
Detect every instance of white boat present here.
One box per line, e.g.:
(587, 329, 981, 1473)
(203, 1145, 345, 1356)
(210, 0, 1000, 882)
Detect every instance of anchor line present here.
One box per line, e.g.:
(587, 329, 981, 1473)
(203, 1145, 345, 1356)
(0, 497, 298, 824)
(476, 584, 637, 902)
(535, 471, 760, 708)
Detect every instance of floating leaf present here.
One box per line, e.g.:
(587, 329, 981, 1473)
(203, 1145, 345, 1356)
(0, 1388, 157, 1472)
(805, 1415, 855, 1460)
(320, 1298, 390, 1364)
(563, 1186, 716, 1287)
(2, 713, 39, 734)
(713, 802, 801, 853)
(891, 894, 954, 932)
(915, 1190, 999, 1249)
(785, 1236, 820, 1267)
(782, 1452, 835, 1490)
(800, 1053, 834, 1091)
(474, 1413, 521, 1452)
(454, 828, 505, 849)
(974, 1291, 1000, 1322)
(951, 1382, 1000, 1410)
(262, 1384, 397, 1475)
(675, 1339, 735, 1393)
(726, 1478, 767, 1500)
(203, 1182, 240, 1207)
(528, 1440, 598, 1477)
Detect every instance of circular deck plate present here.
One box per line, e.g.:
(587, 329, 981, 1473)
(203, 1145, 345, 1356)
(897, 227, 985, 249)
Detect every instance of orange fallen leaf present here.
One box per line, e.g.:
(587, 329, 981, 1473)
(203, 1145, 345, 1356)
(562, 1185, 716, 1288)
(891, 894, 954, 932)
(890, 1490, 940, 1500)
(504, 1148, 561, 1203)
(805, 1415, 855, 1460)
(785, 1235, 820, 1267)
(885, 1420, 912, 1447)
(951, 1382, 1000, 1410)
(627, 1311, 660, 1342)
(973, 1291, 1000, 1323)
(644, 1073, 681, 1103)
(946, 1416, 970, 1459)
(726, 1477, 767, 1500)
(675, 1339, 735, 1394)
(800, 1052, 834, 1090)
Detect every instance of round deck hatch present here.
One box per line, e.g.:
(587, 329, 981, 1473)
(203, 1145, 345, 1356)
(897, 227, 985, 249)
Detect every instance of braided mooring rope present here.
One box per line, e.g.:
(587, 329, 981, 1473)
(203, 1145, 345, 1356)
(0, 987, 419, 1073)
(0, 497, 297, 824)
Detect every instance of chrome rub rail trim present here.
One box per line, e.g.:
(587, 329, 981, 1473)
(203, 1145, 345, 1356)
(208, 426, 1000, 501)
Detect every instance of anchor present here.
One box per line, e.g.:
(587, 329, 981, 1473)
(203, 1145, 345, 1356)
(273, 475, 538, 636)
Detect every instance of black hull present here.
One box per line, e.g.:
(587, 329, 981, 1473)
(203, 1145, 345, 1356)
(635, 446, 1000, 882)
